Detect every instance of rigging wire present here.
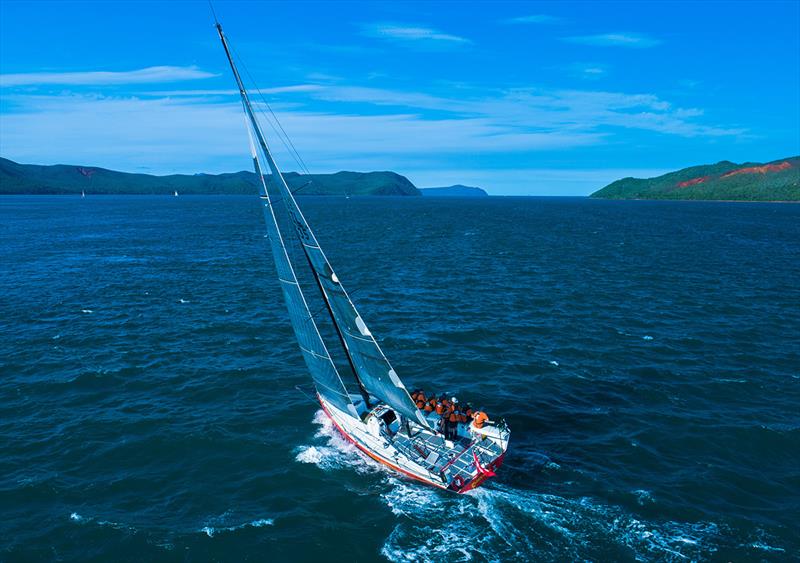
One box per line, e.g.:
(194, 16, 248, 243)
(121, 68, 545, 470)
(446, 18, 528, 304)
(207, 0, 219, 24)
(229, 43, 312, 176)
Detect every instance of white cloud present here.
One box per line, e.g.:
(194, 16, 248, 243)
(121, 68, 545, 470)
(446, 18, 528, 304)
(0, 66, 217, 87)
(502, 15, 563, 25)
(143, 85, 321, 97)
(0, 93, 600, 175)
(563, 33, 661, 48)
(361, 23, 471, 46)
(303, 84, 744, 138)
(0, 80, 745, 194)
(568, 63, 608, 79)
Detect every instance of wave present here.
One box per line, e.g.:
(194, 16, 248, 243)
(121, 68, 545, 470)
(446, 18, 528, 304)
(381, 482, 725, 562)
(293, 410, 386, 476)
(293, 411, 727, 561)
(68, 512, 136, 533)
(69, 510, 273, 540)
(200, 518, 273, 538)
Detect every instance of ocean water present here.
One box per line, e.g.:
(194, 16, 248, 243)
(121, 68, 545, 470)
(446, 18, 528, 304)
(1, 195, 798, 562)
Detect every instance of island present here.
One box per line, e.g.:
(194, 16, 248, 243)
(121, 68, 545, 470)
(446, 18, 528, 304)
(420, 184, 488, 197)
(0, 157, 421, 196)
(590, 156, 799, 201)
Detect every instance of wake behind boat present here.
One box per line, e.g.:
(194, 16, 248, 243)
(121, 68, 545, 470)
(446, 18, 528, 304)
(215, 21, 510, 492)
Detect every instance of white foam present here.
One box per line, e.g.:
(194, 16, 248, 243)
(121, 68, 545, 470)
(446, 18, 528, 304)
(201, 517, 274, 537)
(69, 512, 87, 523)
(750, 542, 785, 553)
(642, 335, 654, 340)
(179, 299, 189, 304)
(293, 410, 385, 476)
(549, 360, 559, 366)
(381, 482, 725, 562)
(295, 445, 326, 465)
(81, 309, 93, 314)
(633, 489, 654, 505)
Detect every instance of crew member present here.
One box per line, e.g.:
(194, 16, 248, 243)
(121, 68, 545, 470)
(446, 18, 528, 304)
(448, 407, 460, 439)
(472, 410, 489, 429)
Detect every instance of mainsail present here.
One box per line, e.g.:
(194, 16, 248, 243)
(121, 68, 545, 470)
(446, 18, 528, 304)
(217, 24, 357, 420)
(216, 22, 428, 429)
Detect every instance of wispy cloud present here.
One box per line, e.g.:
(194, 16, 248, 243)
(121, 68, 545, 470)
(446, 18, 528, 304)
(567, 63, 609, 80)
(563, 32, 661, 48)
(144, 85, 321, 97)
(303, 84, 743, 138)
(361, 23, 471, 47)
(502, 14, 563, 25)
(0, 80, 743, 176)
(0, 66, 217, 87)
(0, 77, 744, 196)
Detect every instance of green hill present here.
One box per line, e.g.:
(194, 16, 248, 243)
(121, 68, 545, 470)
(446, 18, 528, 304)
(0, 157, 421, 196)
(591, 156, 799, 201)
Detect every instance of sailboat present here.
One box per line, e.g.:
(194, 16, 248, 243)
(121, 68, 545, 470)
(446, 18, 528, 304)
(215, 21, 509, 492)
(174, 190, 179, 197)
(81, 190, 85, 198)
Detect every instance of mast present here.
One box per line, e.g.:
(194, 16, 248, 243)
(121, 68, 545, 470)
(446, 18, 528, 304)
(215, 22, 371, 407)
(302, 251, 372, 407)
(216, 22, 358, 419)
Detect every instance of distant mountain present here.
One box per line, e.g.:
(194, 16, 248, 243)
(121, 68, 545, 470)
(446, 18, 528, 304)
(591, 156, 799, 201)
(420, 184, 488, 197)
(0, 157, 421, 196)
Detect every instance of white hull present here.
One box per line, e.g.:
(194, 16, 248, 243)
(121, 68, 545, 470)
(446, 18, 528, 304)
(319, 394, 508, 493)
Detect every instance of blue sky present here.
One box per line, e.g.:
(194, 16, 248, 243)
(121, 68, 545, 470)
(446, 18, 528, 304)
(1, 0, 798, 195)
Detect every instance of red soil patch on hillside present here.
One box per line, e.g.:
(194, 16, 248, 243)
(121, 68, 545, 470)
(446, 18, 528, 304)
(676, 161, 792, 188)
(722, 161, 792, 178)
(677, 176, 708, 188)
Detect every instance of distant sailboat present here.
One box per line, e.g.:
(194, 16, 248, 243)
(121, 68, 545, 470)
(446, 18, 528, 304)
(81, 190, 85, 198)
(215, 21, 509, 492)
(174, 190, 179, 197)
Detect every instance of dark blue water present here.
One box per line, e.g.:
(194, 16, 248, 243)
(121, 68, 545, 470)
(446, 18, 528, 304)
(1, 196, 798, 561)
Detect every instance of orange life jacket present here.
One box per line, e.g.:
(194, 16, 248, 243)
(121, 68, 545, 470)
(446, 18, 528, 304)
(473, 411, 489, 429)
